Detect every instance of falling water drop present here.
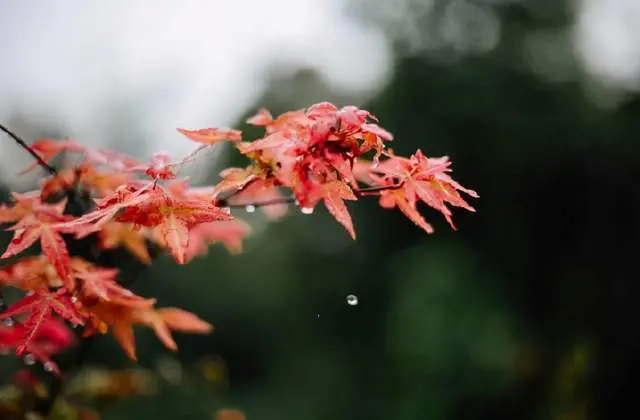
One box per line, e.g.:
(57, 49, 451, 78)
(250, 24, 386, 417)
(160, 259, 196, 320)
(346, 294, 358, 306)
(23, 354, 35, 365)
(245, 204, 256, 213)
(300, 207, 314, 215)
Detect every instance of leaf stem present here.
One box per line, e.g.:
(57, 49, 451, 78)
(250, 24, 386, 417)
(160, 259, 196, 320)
(0, 123, 57, 175)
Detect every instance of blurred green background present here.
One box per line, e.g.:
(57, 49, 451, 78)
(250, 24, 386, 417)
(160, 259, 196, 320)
(2, 1, 639, 419)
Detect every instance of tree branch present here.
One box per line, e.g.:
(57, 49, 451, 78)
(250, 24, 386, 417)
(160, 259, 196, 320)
(0, 123, 57, 175)
(218, 184, 404, 209)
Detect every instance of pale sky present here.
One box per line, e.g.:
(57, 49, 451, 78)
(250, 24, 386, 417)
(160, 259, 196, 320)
(0, 0, 638, 184)
(0, 0, 391, 183)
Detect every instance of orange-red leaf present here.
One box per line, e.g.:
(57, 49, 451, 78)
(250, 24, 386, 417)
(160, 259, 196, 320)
(322, 181, 357, 239)
(177, 127, 242, 144)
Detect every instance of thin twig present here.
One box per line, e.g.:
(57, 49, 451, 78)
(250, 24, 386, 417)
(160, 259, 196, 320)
(220, 196, 296, 208)
(355, 184, 403, 196)
(0, 123, 57, 175)
(219, 183, 404, 209)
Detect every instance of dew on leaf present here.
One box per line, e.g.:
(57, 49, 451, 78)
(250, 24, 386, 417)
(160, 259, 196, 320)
(245, 204, 256, 213)
(346, 294, 358, 306)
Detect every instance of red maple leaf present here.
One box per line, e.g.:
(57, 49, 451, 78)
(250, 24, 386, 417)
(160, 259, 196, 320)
(363, 150, 478, 232)
(0, 288, 84, 373)
(185, 219, 251, 260)
(1, 198, 75, 289)
(177, 127, 242, 144)
(0, 318, 75, 375)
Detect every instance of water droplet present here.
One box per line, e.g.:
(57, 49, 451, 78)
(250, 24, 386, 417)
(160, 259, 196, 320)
(245, 204, 256, 213)
(301, 207, 314, 215)
(43, 362, 55, 372)
(316, 313, 320, 319)
(23, 354, 35, 365)
(346, 294, 358, 306)
(71, 296, 78, 303)
(2, 318, 14, 327)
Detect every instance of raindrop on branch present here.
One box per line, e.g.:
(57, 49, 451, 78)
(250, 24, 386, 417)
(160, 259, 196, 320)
(245, 204, 256, 213)
(300, 207, 314, 215)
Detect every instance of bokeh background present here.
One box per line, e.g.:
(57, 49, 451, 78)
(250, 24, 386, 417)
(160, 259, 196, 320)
(1, 0, 639, 419)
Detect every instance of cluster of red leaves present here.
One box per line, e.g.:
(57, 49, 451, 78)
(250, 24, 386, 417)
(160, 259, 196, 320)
(0, 101, 477, 375)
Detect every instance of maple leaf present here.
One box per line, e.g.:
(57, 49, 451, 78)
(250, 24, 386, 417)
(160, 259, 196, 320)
(177, 127, 242, 144)
(0, 288, 84, 373)
(1, 199, 75, 289)
(86, 146, 140, 171)
(87, 299, 211, 361)
(56, 182, 157, 235)
(18, 138, 85, 174)
(365, 150, 478, 232)
(71, 258, 126, 303)
(98, 221, 152, 264)
(142, 197, 233, 264)
(40, 163, 129, 201)
(321, 181, 358, 239)
(0, 256, 61, 290)
(57, 182, 234, 263)
(212, 167, 258, 197)
(0, 192, 39, 224)
(185, 219, 251, 260)
(129, 152, 178, 180)
(0, 318, 75, 375)
(246, 108, 273, 126)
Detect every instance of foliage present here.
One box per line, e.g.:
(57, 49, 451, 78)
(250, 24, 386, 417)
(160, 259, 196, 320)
(0, 102, 477, 416)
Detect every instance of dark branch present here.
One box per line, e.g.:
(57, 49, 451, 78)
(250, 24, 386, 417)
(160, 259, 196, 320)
(0, 123, 57, 175)
(220, 196, 296, 209)
(355, 183, 404, 196)
(218, 183, 404, 209)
